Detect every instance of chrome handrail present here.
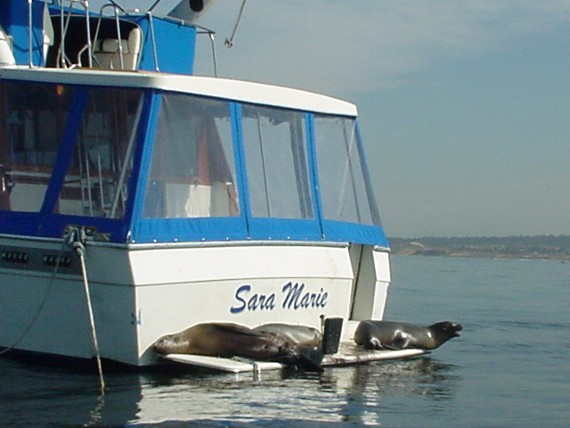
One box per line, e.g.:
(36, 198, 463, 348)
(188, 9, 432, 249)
(147, 11, 160, 72)
(56, 0, 92, 68)
(91, 4, 124, 69)
(27, 0, 32, 67)
(196, 27, 218, 77)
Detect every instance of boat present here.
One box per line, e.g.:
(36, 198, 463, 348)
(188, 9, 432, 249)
(0, 0, 420, 371)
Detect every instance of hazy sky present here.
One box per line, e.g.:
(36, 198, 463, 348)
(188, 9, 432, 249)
(101, 1, 570, 237)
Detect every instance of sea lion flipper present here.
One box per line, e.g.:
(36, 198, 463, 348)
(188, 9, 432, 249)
(389, 331, 411, 350)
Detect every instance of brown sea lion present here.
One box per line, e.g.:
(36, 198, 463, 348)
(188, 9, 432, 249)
(354, 320, 462, 351)
(252, 323, 322, 348)
(153, 323, 295, 360)
(153, 322, 323, 370)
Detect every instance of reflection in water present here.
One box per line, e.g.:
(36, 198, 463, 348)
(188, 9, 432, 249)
(81, 357, 459, 426)
(0, 353, 459, 426)
(320, 358, 459, 426)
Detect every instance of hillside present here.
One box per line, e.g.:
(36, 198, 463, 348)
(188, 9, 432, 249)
(390, 235, 570, 261)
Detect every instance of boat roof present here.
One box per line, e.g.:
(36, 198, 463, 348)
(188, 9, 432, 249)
(0, 66, 357, 116)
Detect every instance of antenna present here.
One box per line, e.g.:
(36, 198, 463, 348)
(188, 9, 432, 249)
(225, 0, 247, 48)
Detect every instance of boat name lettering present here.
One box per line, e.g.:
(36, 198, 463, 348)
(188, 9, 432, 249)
(230, 284, 276, 314)
(281, 282, 328, 310)
(230, 282, 328, 314)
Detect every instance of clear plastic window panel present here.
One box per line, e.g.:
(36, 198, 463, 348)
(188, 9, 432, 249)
(57, 87, 143, 218)
(143, 94, 239, 218)
(0, 81, 73, 212)
(241, 105, 313, 219)
(314, 115, 380, 226)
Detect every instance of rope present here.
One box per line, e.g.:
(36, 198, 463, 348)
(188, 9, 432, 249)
(68, 227, 106, 395)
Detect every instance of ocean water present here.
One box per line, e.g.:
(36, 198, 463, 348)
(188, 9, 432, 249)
(1, 256, 569, 427)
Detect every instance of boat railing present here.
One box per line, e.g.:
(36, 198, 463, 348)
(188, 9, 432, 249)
(87, 3, 126, 70)
(55, 0, 93, 69)
(52, 1, 156, 72)
(27, 0, 33, 66)
(18, 0, 217, 75)
(146, 10, 160, 71)
(196, 25, 218, 77)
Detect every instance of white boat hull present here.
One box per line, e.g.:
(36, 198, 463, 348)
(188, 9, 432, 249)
(0, 237, 391, 367)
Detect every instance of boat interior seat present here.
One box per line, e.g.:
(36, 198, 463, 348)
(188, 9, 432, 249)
(0, 27, 15, 66)
(93, 27, 142, 70)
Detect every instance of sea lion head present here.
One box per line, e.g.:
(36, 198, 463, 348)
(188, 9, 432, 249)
(256, 334, 300, 364)
(152, 333, 190, 355)
(429, 321, 463, 346)
(269, 339, 323, 371)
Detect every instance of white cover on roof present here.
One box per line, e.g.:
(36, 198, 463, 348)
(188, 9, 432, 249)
(168, 0, 217, 23)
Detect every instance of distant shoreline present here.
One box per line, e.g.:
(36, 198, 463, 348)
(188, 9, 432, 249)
(389, 235, 570, 261)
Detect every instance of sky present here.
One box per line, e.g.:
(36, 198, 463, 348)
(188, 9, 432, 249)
(102, 1, 570, 238)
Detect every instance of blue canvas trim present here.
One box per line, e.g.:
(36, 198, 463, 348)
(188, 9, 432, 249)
(122, 90, 157, 242)
(132, 218, 389, 246)
(306, 113, 326, 240)
(37, 215, 127, 242)
(322, 220, 390, 247)
(129, 91, 161, 239)
(248, 218, 322, 241)
(131, 217, 248, 244)
(230, 103, 252, 234)
(0, 212, 41, 236)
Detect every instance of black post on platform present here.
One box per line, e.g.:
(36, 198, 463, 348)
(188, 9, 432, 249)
(322, 317, 343, 355)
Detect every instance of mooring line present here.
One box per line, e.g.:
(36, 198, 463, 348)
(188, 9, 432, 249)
(67, 227, 105, 395)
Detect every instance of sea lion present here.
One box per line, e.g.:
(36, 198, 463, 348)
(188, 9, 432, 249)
(252, 323, 322, 348)
(153, 322, 323, 370)
(153, 322, 296, 360)
(354, 320, 462, 351)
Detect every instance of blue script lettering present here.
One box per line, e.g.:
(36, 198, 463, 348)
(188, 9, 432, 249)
(230, 284, 276, 314)
(282, 282, 328, 310)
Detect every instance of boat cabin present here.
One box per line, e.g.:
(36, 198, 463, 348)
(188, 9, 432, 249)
(0, 0, 387, 249)
(0, 1, 393, 368)
(0, 69, 387, 247)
